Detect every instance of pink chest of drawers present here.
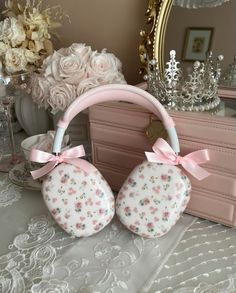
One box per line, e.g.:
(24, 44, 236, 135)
(89, 99, 236, 227)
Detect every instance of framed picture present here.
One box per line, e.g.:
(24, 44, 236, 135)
(182, 27, 214, 61)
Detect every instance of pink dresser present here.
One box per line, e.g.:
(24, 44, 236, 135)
(89, 98, 236, 227)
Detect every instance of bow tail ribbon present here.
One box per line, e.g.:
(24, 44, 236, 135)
(145, 138, 210, 181)
(31, 161, 57, 180)
(181, 157, 210, 181)
(30, 145, 95, 180)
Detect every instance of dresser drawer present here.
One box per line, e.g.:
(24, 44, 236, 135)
(67, 112, 90, 146)
(190, 173, 236, 200)
(92, 140, 236, 200)
(89, 102, 150, 131)
(171, 112, 236, 149)
(180, 140, 236, 175)
(91, 121, 236, 175)
(95, 163, 128, 191)
(90, 123, 151, 152)
(90, 103, 236, 149)
(186, 189, 236, 226)
(89, 101, 236, 227)
(93, 161, 236, 227)
(92, 142, 144, 171)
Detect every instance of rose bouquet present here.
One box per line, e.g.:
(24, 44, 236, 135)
(30, 43, 127, 114)
(0, 0, 63, 75)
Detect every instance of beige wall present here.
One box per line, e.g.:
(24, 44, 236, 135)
(165, 1, 236, 74)
(0, 0, 148, 84)
(1, 1, 235, 82)
(44, 0, 149, 85)
(48, 0, 149, 85)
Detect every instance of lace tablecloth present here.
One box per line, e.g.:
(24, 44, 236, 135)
(0, 172, 236, 292)
(143, 219, 236, 292)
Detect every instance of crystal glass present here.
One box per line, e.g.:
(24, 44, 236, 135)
(0, 72, 29, 172)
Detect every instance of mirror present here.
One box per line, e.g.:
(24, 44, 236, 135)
(140, 0, 236, 117)
(139, 0, 172, 76)
(165, 0, 236, 88)
(140, 0, 236, 89)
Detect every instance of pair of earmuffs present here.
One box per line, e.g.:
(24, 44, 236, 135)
(30, 84, 210, 238)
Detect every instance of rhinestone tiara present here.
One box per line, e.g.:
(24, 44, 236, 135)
(144, 50, 224, 112)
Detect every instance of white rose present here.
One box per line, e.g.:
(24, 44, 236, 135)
(101, 48, 123, 71)
(5, 48, 27, 73)
(48, 82, 77, 114)
(66, 43, 92, 62)
(31, 74, 54, 109)
(87, 50, 126, 84)
(9, 17, 26, 47)
(0, 17, 26, 47)
(0, 18, 11, 44)
(43, 51, 62, 76)
(0, 42, 10, 55)
(31, 279, 69, 293)
(56, 55, 87, 84)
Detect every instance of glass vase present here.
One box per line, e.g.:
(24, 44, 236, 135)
(0, 72, 29, 172)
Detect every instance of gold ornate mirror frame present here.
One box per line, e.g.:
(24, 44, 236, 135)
(139, 0, 172, 75)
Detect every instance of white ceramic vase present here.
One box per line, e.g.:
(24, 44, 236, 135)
(15, 92, 50, 136)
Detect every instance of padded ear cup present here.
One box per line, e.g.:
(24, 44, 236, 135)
(42, 161, 115, 237)
(116, 161, 191, 238)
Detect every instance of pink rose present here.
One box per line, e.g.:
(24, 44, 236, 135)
(31, 74, 54, 109)
(161, 174, 168, 181)
(43, 51, 62, 74)
(56, 47, 69, 56)
(77, 77, 101, 95)
(28, 43, 127, 114)
(147, 222, 154, 229)
(86, 49, 126, 84)
(58, 55, 87, 84)
(75, 202, 82, 209)
(66, 43, 92, 62)
(46, 55, 86, 84)
(112, 71, 127, 84)
(48, 82, 77, 114)
(162, 211, 170, 220)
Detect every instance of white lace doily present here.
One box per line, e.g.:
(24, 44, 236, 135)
(0, 214, 195, 293)
(0, 174, 22, 207)
(144, 218, 236, 292)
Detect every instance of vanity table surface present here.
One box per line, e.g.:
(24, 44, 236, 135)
(0, 122, 236, 292)
(0, 170, 236, 293)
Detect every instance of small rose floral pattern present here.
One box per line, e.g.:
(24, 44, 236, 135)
(42, 162, 115, 237)
(116, 161, 191, 238)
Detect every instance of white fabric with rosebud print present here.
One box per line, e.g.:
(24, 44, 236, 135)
(116, 162, 191, 238)
(30, 84, 210, 238)
(42, 162, 115, 237)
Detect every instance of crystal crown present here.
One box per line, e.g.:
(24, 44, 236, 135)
(145, 50, 223, 112)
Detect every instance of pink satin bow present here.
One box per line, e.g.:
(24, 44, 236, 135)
(30, 145, 96, 180)
(145, 138, 210, 180)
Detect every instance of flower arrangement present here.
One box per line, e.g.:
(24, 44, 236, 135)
(30, 43, 127, 114)
(0, 0, 63, 75)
